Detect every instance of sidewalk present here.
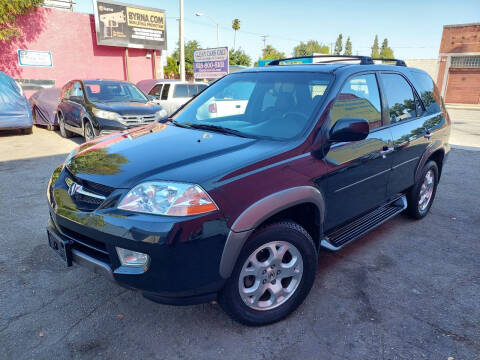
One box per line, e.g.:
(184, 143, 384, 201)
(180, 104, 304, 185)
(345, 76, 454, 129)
(446, 103, 480, 111)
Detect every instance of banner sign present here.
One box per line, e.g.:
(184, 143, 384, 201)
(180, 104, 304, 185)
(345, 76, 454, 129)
(93, 0, 167, 50)
(193, 47, 229, 79)
(17, 50, 53, 67)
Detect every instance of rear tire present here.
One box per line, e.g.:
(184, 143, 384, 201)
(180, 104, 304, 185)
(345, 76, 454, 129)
(218, 221, 317, 326)
(59, 113, 74, 138)
(406, 160, 439, 219)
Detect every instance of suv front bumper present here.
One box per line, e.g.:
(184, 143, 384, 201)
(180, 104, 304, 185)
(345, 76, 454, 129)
(47, 168, 229, 305)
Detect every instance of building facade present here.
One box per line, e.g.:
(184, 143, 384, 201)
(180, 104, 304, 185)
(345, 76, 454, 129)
(0, 7, 165, 97)
(436, 23, 480, 104)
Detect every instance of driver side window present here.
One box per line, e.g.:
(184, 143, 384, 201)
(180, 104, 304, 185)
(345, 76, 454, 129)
(330, 74, 382, 130)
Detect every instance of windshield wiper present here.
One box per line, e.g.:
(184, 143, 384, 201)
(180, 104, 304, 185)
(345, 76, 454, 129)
(184, 123, 250, 138)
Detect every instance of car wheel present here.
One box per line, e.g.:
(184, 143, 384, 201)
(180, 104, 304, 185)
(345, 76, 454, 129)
(84, 121, 95, 142)
(21, 127, 33, 135)
(218, 221, 317, 326)
(59, 114, 73, 138)
(406, 160, 439, 219)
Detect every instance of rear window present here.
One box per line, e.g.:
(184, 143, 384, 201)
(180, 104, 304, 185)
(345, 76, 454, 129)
(173, 84, 207, 98)
(409, 71, 442, 115)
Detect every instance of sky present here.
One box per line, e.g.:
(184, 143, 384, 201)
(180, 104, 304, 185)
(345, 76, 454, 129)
(75, 0, 480, 61)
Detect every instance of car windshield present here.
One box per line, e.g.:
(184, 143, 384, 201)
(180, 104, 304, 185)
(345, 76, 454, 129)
(172, 72, 331, 140)
(83, 81, 148, 103)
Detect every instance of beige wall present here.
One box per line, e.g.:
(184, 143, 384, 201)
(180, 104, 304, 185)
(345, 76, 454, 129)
(405, 59, 439, 81)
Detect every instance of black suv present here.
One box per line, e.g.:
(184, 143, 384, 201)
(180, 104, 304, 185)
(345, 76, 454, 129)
(47, 56, 450, 326)
(57, 80, 166, 141)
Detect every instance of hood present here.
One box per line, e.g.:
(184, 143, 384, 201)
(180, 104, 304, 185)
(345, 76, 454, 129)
(65, 123, 279, 189)
(92, 101, 162, 115)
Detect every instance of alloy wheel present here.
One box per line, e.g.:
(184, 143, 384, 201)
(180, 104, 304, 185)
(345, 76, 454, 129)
(238, 241, 303, 311)
(418, 169, 434, 212)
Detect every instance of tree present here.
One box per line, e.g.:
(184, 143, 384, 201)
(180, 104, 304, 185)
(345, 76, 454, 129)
(334, 34, 343, 55)
(229, 48, 251, 66)
(293, 40, 329, 57)
(172, 40, 201, 75)
(164, 56, 179, 77)
(232, 18, 240, 50)
(371, 35, 380, 58)
(380, 38, 394, 59)
(344, 37, 352, 56)
(260, 45, 286, 60)
(0, 0, 44, 40)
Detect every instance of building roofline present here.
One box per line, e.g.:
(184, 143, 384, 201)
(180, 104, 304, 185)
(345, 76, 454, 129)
(443, 23, 480, 28)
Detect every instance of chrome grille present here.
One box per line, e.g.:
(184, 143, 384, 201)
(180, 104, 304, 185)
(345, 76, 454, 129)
(119, 114, 156, 126)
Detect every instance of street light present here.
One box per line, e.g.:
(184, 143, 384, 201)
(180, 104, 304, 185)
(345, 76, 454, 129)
(195, 12, 219, 47)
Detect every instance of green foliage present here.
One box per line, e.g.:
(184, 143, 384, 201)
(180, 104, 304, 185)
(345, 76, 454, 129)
(0, 0, 44, 40)
(260, 45, 286, 60)
(344, 37, 352, 56)
(232, 18, 240, 32)
(380, 38, 394, 59)
(232, 18, 241, 49)
(293, 40, 329, 57)
(229, 48, 251, 66)
(164, 56, 179, 77)
(334, 34, 343, 55)
(172, 40, 202, 75)
(371, 35, 380, 58)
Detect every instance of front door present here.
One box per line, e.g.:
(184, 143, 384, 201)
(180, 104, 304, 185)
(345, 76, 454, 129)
(322, 73, 393, 231)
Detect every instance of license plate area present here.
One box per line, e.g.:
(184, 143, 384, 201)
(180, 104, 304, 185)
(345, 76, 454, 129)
(48, 230, 72, 266)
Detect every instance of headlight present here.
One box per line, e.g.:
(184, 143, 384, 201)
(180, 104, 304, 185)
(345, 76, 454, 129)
(117, 181, 218, 216)
(92, 108, 120, 121)
(155, 109, 168, 120)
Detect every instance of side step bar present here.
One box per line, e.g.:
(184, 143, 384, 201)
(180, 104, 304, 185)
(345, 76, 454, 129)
(321, 195, 407, 251)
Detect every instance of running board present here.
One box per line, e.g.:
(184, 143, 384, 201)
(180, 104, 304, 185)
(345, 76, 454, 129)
(321, 195, 407, 251)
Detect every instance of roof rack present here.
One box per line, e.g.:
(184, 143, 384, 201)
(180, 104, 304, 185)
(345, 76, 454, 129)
(371, 58, 407, 67)
(266, 55, 407, 67)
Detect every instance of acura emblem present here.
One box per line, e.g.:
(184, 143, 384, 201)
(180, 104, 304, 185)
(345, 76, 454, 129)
(67, 181, 82, 196)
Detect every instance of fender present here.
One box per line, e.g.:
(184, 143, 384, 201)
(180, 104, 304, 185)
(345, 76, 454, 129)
(414, 140, 445, 183)
(219, 186, 325, 279)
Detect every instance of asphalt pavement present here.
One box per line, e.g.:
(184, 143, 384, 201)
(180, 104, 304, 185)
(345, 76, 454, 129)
(0, 110, 479, 360)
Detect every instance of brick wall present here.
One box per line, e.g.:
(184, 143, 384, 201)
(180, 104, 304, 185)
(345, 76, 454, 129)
(440, 24, 480, 54)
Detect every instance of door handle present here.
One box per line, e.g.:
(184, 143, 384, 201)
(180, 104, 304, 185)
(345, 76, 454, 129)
(380, 146, 394, 157)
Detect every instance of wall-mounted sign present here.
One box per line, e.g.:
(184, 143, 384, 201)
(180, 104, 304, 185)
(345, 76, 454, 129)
(193, 47, 229, 79)
(17, 50, 53, 67)
(93, 0, 167, 50)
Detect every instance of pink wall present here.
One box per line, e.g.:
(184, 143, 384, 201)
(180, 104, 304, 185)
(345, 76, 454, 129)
(0, 8, 162, 97)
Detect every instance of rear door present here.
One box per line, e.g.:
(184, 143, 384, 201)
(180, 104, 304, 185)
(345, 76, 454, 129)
(379, 72, 431, 195)
(323, 73, 393, 230)
(59, 82, 73, 124)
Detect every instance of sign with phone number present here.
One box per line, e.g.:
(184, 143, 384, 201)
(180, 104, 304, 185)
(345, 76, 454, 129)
(193, 47, 229, 79)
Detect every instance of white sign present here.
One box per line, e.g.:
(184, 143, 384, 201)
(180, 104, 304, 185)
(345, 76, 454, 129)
(193, 47, 229, 80)
(17, 50, 53, 67)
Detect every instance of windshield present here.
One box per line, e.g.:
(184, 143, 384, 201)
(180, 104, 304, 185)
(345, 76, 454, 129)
(172, 72, 331, 140)
(84, 81, 148, 103)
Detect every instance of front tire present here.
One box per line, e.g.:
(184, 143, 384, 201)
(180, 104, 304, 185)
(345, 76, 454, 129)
(406, 160, 439, 219)
(218, 221, 317, 326)
(84, 121, 95, 142)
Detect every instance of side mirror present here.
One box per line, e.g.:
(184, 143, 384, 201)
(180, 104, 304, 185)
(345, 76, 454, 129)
(329, 118, 369, 143)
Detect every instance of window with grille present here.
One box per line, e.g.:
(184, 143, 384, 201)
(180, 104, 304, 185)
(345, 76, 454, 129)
(451, 56, 480, 68)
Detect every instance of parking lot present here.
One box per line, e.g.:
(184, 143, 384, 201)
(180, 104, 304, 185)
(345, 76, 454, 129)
(0, 109, 479, 360)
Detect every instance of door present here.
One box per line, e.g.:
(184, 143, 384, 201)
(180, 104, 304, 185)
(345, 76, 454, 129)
(59, 82, 74, 125)
(379, 73, 431, 196)
(323, 73, 393, 230)
(68, 81, 86, 130)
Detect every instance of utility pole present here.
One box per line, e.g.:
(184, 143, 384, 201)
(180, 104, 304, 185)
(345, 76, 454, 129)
(179, 0, 185, 81)
(261, 35, 268, 51)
